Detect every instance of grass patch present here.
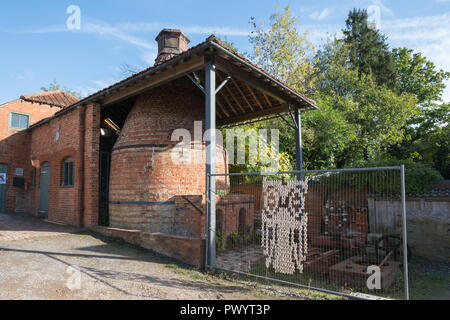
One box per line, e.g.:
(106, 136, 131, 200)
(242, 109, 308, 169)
(190, 273, 206, 280)
(173, 269, 189, 275)
(165, 264, 179, 269)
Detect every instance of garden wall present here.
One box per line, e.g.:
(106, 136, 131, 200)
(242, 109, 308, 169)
(368, 197, 450, 263)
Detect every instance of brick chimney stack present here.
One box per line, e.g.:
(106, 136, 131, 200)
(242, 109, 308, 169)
(154, 29, 190, 65)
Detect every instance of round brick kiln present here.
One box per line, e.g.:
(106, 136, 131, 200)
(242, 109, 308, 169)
(108, 78, 228, 232)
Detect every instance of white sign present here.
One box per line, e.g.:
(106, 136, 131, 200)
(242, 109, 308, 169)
(15, 168, 23, 176)
(0, 173, 6, 185)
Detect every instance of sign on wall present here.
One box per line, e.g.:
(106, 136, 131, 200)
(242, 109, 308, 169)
(0, 173, 6, 185)
(15, 168, 24, 176)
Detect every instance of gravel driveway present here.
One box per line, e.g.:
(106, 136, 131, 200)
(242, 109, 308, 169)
(0, 213, 308, 300)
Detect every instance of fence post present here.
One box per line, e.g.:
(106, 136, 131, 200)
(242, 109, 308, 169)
(205, 54, 216, 271)
(400, 165, 410, 300)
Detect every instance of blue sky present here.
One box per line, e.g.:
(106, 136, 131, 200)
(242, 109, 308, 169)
(1, 0, 449, 104)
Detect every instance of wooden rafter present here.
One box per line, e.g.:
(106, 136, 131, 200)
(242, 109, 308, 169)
(217, 73, 246, 114)
(244, 83, 264, 111)
(231, 79, 254, 112)
(263, 93, 273, 108)
(217, 104, 289, 126)
(216, 100, 230, 118)
(218, 90, 239, 116)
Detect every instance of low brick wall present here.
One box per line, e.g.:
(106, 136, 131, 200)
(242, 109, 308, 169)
(92, 226, 205, 268)
(140, 232, 205, 268)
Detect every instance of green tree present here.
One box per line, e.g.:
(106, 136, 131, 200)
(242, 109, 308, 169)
(386, 48, 449, 176)
(314, 38, 418, 164)
(392, 47, 449, 104)
(343, 9, 395, 86)
(249, 4, 317, 93)
(41, 79, 82, 99)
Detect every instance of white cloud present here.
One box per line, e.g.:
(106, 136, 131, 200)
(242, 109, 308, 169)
(21, 20, 156, 50)
(17, 19, 250, 49)
(90, 79, 116, 89)
(301, 11, 450, 101)
(309, 8, 333, 21)
(116, 22, 251, 36)
(381, 13, 450, 101)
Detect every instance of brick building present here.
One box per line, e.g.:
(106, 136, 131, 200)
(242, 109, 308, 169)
(0, 29, 317, 267)
(0, 91, 79, 214)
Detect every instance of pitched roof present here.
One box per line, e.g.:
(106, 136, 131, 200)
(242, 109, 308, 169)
(20, 90, 79, 108)
(64, 36, 317, 111)
(29, 35, 318, 130)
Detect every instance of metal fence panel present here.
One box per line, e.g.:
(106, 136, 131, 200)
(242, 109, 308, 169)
(206, 166, 409, 300)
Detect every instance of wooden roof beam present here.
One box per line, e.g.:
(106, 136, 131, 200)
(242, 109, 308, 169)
(217, 73, 246, 114)
(215, 55, 308, 110)
(217, 104, 289, 127)
(101, 56, 205, 106)
(244, 83, 264, 111)
(231, 79, 255, 112)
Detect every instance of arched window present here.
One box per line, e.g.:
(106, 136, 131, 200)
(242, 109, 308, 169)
(62, 157, 74, 187)
(238, 208, 246, 235)
(216, 209, 224, 233)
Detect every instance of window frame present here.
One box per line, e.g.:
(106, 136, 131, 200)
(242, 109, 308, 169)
(9, 112, 30, 130)
(61, 157, 75, 187)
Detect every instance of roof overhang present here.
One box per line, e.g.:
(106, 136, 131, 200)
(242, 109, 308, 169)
(52, 37, 318, 127)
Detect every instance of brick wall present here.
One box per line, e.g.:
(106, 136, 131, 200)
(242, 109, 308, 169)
(29, 108, 83, 225)
(109, 79, 229, 232)
(0, 100, 59, 213)
(26, 103, 100, 227)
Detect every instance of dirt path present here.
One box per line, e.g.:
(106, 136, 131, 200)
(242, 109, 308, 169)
(0, 214, 320, 300)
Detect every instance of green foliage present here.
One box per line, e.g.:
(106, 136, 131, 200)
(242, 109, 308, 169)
(343, 9, 395, 86)
(249, 4, 317, 93)
(392, 47, 450, 105)
(227, 6, 448, 180)
(41, 79, 83, 99)
(216, 36, 239, 53)
(387, 104, 450, 178)
(216, 230, 225, 254)
(313, 38, 418, 165)
(367, 159, 443, 193)
(316, 158, 443, 194)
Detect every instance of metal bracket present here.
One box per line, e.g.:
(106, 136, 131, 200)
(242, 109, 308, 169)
(277, 113, 297, 130)
(187, 73, 231, 96)
(216, 76, 231, 94)
(187, 73, 205, 94)
(288, 105, 299, 129)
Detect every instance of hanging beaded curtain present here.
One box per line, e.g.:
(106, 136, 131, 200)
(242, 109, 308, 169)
(261, 178, 310, 275)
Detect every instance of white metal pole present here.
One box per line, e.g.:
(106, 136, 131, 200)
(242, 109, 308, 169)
(400, 165, 409, 300)
(205, 54, 216, 270)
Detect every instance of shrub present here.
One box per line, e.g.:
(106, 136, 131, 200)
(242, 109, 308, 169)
(314, 159, 443, 194)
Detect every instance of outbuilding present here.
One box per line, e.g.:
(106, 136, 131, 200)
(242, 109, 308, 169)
(0, 29, 317, 267)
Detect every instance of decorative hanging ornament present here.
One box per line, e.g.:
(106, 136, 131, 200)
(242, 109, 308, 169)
(261, 178, 309, 275)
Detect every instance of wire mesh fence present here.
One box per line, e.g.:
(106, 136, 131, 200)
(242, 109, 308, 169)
(207, 167, 409, 300)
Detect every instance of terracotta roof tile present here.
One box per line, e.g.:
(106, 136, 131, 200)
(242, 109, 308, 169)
(21, 90, 79, 108)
